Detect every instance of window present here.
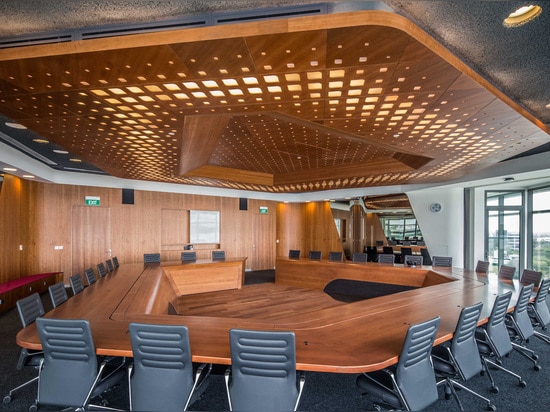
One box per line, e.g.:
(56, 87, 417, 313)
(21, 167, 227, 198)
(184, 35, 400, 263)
(379, 215, 422, 241)
(189, 210, 220, 244)
(530, 187, 550, 276)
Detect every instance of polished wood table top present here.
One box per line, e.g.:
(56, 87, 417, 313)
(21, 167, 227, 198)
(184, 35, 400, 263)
(17, 259, 522, 373)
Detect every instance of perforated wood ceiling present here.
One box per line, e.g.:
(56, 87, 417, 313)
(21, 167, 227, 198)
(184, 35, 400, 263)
(0, 9, 548, 193)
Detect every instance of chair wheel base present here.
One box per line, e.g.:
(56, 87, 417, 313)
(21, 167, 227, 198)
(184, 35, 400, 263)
(519, 380, 527, 388)
(487, 403, 496, 411)
(490, 386, 499, 394)
(28, 404, 37, 412)
(3, 395, 11, 404)
(534, 364, 541, 371)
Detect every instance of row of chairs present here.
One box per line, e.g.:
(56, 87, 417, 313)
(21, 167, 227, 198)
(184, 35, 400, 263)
(288, 249, 343, 261)
(3, 256, 121, 406)
(68, 256, 120, 296)
(357, 278, 550, 411)
(144, 250, 226, 264)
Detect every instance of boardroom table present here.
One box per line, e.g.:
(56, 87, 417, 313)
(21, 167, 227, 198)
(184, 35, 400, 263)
(16, 257, 524, 373)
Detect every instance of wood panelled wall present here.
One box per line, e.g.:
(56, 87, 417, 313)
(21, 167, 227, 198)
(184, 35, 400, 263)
(1, 176, 349, 285)
(276, 202, 343, 259)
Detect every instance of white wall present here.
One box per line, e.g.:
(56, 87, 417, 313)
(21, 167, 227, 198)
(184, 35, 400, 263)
(407, 187, 465, 268)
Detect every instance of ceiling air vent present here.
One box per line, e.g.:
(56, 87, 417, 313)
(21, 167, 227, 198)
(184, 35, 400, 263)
(0, 33, 72, 49)
(213, 3, 327, 25)
(80, 15, 211, 40)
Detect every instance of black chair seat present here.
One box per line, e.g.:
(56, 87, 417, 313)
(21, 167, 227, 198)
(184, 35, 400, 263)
(356, 371, 400, 409)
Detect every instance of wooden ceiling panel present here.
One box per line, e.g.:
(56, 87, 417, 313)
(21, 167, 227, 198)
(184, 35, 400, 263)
(0, 11, 548, 193)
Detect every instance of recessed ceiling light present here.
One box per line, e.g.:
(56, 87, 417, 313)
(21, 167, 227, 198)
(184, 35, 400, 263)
(53, 149, 69, 154)
(546, 103, 550, 109)
(504, 177, 515, 182)
(3, 167, 17, 172)
(5, 122, 27, 129)
(22, 174, 35, 179)
(32, 138, 50, 144)
(504, 5, 542, 27)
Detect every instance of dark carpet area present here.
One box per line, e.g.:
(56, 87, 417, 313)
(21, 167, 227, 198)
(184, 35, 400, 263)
(2, 271, 550, 411)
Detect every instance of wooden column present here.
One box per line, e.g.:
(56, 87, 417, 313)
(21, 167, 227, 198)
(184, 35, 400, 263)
(350, 200, 364, 254)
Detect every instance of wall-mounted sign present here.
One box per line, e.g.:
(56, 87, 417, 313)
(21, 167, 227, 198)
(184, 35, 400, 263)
(259, 206, 268, 214)
(85, 196, 101, 206)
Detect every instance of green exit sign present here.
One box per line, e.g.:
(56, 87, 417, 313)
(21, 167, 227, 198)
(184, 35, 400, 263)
(85, 196, 100, 206)
(259, 206, 268, 214)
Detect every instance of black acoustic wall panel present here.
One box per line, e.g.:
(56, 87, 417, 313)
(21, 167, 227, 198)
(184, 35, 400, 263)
(239, 197, 248, 211)
(122, 188, 134, 204)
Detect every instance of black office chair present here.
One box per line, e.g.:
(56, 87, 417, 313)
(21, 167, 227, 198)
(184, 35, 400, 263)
(528, 277, 550, 343)
(308, 250, 322, 260)
(212, 250, 226, 261)
(32, 317, 125, 411)
(84, 267, 97, 285)
(143, 253, 161, 264)
(382, 246, 394, 255)
(351, 252, 368, 262)
(69, 273, 85, 295)
(288, 249, 301, 259)
(476, 292, 526, 393)
(504, 284, 542, 370)
(128, 323, 211, 411)
(432, 302, 495, 411)
(365, 246, 378, 262)
(328, 251, 343, 262)
(356, 317, 441, 411)
(432, 255, 452, 267)
(182, 251, 197, 262)
(48, 281, 68, 308)
(112, 256, 120, 269)
(497, 265, 515, 281)
(3, 293, 45, 404)
(97, 262, 107, 278)
(377, 253, 395, 264)
(225, 329, 305, 412)
(399, 247, 412, 264)
(420, 248, 432, 265)
(475, 260, 490, 274)
(403, 255, 423, 266)
(519, 269, 542, 287)
(105, 259, 114, 273)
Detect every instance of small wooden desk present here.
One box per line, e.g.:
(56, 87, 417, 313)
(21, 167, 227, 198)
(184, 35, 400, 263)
(17, 258, 520, 373)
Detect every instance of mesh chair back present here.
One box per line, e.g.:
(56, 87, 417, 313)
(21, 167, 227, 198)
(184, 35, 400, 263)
(400, 247, 412, 263)
(520, 269, 542, 286)
(475, 260, 490, 274)
(69, 273, 85, 295)
(288, 249, 301, 259)
(181, 251, 197, 262)
(328, 251, 343, 262)
(112, 256, 120, 268)
(308, 250, 322, 260)
(352, 252, 368, 262)
(395, 316, 440, 411)
(404, 255, 423, 266)
(212, 250, 226, 261)
(16, 293, 45, 327)
(48, 281, 68, 308)
(35, 318, 98, 407)
(144, 253, 161, 264)
(451, 302, 484, 380)
(228, 329, 301, 412)
(497, 265, 515, 280)
(129, 323, 196, 412)
(511, 284, 536, 341)
(432, 256, 452, 267)
(532, 277, 550, 327)
(96, 262, 107, 278)
(105, 259, 114, 273)
(84, 268, 96, 285)
(377, 253, 395, 264)
(485, 292, 513, 358)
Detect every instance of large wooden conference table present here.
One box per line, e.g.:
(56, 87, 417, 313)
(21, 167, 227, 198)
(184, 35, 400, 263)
(17, 257, 523, 373)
